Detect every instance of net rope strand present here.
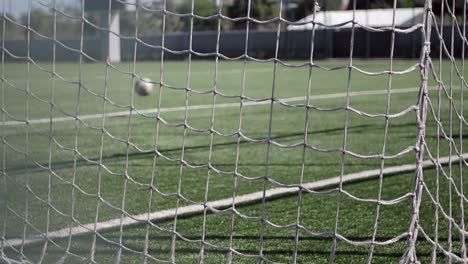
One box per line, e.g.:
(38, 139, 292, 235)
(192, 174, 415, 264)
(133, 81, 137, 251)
(422, 0, 468, 262)
(291, 0, 319, 263)
(458, 0, 467, 260)
(197, 0, 224, 261)
(89, 0, 115, 261)
(448, 1, 456, 261)
(116, 0, 139, 261)
(401, 1, 433, 262)
(330, 0, 358, 261)
(0, 0, 467, 263)
(432, 1, 444, 262)
(61, 0, 86, 262)
(367, 0, 398, 262)
(0, 0, 10, 262)
(142, 0, 168, 262)
(39, 0, 58, 262)
(19, 0, 33, 262)
(257, 0, 284, 262)
(227, 0, 252, 262)
(170, 0, 196, 261)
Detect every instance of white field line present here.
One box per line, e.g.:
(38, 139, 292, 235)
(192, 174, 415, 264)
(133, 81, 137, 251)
(3, 87, 424, 126)
(95, 67, 276, 79)
(2, 68, 274, 82)
(4, 153, 468, 249)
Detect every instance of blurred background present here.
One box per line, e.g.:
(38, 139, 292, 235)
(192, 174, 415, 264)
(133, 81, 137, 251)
(0, 0, 464, 62)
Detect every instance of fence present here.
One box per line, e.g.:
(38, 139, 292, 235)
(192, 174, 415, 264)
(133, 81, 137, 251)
(2, 27, 462, 62)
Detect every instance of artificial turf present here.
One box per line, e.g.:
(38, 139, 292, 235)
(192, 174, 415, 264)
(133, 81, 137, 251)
(0, 59, 467, 263)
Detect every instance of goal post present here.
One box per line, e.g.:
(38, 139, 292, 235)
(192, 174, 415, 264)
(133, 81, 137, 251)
(0, 0, 467, 263)
(84, 0, 123, 63)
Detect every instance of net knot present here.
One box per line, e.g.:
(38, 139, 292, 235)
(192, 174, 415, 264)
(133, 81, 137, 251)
(314, 2, 321, 12)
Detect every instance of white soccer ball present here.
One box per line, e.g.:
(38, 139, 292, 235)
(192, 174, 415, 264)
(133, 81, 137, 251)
(134, 78, 154, 96)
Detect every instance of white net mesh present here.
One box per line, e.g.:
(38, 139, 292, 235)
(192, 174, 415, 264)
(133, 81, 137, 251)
(0, 0, 467, 263)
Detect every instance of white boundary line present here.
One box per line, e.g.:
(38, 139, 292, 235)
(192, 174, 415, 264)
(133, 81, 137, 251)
(95, 67, 275, 79)
(3, 86, 424, 126)
(3, 153, 467, 249)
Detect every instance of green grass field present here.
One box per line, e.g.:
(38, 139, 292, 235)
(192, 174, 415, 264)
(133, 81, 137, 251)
(0, 59, 467, 263)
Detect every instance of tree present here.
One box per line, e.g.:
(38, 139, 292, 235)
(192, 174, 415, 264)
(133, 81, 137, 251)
(19, 7, 82, 39)
(399, 0, 417, 8)
(176, 0, 218, 31)
(226, 0, 280, 30)
(1, 13, 25, 40)
(20, 8, 54, 38)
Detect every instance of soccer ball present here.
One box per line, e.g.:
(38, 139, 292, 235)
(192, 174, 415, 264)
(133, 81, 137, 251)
(134, 78, 154, 96)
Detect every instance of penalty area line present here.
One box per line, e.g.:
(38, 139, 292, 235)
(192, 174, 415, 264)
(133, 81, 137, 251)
(3, 86, 424, 126)
(3, 153, 467, 249)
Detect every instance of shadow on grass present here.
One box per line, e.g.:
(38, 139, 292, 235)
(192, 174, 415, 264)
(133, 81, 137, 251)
(4, 122, 416, 176)
(3, 234, 442, 260)
(435, 133, 468, 139)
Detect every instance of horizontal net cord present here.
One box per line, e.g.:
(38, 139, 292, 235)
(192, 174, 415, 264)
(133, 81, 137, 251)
(3, 86, 426, 126)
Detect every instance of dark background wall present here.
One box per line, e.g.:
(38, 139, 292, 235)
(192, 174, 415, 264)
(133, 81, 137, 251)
(2, 27, 462, 62)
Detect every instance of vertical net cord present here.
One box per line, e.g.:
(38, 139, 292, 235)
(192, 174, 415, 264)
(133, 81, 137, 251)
(330, 0, 358, 262)
(366, 0, 398, 262)
(227, 0, 252, 261)
(170, 0, 195, 260)
(90, 0, 114, 260)
(0, 0, 7, 260)
(432, 0, 445, 261)
(458, 0, 467, 259)
(198, 0, 223, 262)
(257, 1, 283, 262)
(447, 1, 456, 261)
(39, 0, 58, 262)
(143, 0, 168, 262)
(19, 0, 32, 261)
(292, 1, 319, 263)
(63, 0, 86, 261)
(116, 0, 139, 261)
(401, 1, 432, 262)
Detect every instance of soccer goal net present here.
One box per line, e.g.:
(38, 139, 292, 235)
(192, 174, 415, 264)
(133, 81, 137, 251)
(0, 0, 467, 263)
